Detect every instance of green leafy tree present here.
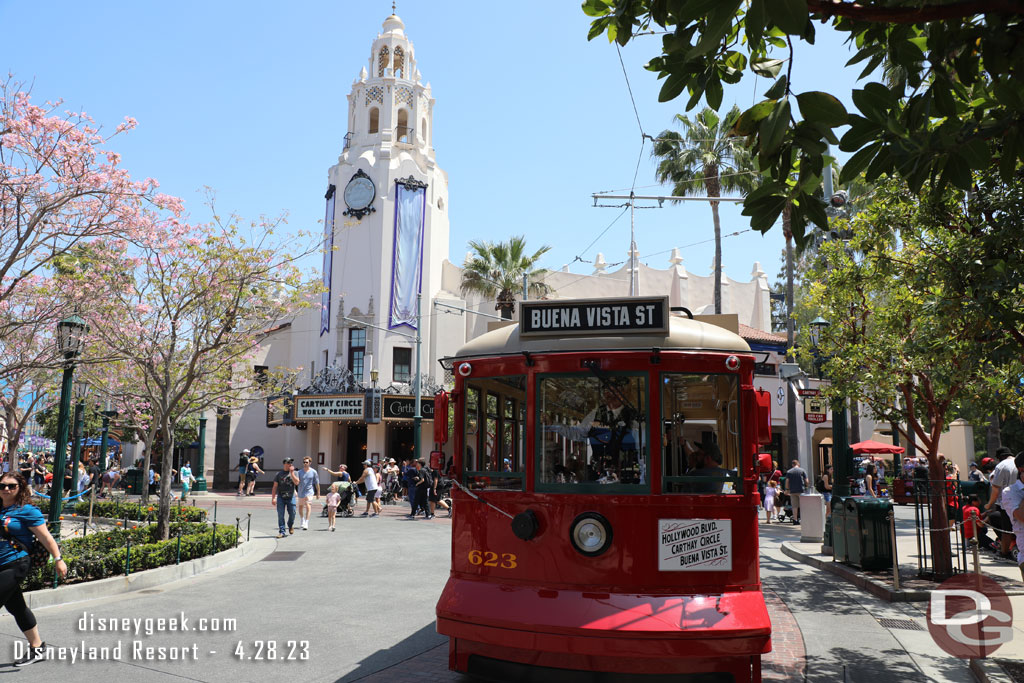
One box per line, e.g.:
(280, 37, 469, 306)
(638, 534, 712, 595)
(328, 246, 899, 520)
(652, 105, 757, 313)
(460, 236, 551, 320)
(801, 179, 1024, 578)
(583, 0, 1024, 246)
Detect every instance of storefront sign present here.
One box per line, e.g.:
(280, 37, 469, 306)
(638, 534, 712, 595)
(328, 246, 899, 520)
(366, 388, 383, 424)
(520, 296, 668, 337)
(383, 396, 434, 420)
(797, 388, 819, 397)
(295, 395, 365, 420)
(658, 519, 732, 572)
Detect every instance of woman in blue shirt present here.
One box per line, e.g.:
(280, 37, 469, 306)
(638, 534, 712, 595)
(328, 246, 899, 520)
(0, 472, 65, 666)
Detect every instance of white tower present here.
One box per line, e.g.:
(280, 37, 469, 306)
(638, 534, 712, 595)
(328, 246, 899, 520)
(322, 12, 449, 382)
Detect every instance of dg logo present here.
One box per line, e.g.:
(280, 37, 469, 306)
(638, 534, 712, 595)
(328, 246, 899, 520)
(927, 574, 1013, 658)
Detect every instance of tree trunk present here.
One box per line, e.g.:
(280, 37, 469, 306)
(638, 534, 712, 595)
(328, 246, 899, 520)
(711, 200, 723, 314)
(986, 413, 1002, 459)
(156, 421, 175, 541)
(926, 451, 953, 579)
(140, 425, 157, 505)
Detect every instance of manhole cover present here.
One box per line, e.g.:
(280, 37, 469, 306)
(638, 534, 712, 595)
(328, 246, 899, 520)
(262, 551, 305, 562)
(877, 618, 924, 631)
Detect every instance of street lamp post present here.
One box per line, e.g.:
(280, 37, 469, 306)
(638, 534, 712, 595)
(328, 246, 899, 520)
(194, 415, 208, 492)
(98, 402, 118, 472)
(48, 314, 88, 536)
(70, 383, 88, 476)
(809, 317, 852, 497)
(413, 292, 422, 465)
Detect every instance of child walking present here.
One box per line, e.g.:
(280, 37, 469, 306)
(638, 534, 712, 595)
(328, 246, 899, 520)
(763, 478, 778, 524)
(326, 483, 341, 531)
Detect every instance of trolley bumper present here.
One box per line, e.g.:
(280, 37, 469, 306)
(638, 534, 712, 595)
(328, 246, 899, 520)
(437, 577, 771, 659)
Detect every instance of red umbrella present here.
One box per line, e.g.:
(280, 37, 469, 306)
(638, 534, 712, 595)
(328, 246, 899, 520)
(850, 439, 905, 455)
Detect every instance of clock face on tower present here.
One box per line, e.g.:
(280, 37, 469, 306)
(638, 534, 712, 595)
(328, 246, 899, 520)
(342, 169, 376, 219)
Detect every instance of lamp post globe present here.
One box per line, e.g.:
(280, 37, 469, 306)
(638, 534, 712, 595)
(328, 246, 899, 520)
(808, 317, 829, 350)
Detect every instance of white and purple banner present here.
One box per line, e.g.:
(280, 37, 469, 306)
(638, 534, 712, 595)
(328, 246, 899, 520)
(320, 185, 336, 336)
(388, 178, 427, 329)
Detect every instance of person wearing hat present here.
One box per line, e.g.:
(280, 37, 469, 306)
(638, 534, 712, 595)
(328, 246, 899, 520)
(237, 450, 251, 496)
(244, 454, 264, 497)
(968, 461, 986, 483)
(271, 458, 300, 537)
(354, 460, 381, 517)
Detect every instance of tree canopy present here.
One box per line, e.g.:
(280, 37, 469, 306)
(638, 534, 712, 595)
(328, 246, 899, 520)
(583, 0, 1024, 246)
(460, 236, 551, 319)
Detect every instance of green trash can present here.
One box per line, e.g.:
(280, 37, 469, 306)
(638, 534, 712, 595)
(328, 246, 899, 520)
(848, 497, 893, 570)
(830, 497, 848, 562)
(958, 480, 989, 505)
(123, 468, 143, 495)
(844, 498, 862, 566)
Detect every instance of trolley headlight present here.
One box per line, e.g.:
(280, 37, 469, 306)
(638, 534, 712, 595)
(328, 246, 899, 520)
(458, 362, 472, 377)
(725, 355, 740, 371)
(569, 512, 612, 557)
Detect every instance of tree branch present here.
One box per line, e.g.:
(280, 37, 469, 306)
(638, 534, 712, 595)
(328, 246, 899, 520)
(808, 0, 1024, 24)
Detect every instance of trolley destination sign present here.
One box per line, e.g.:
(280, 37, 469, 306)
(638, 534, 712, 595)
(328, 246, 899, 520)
(658, 519, 733, 572)
(520, 296, 668, 337)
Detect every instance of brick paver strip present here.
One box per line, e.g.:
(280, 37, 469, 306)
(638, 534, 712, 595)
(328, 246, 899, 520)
(353, 586, 805, 682)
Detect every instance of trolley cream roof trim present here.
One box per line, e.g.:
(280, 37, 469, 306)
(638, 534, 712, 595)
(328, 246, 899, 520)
(453, 315, 751, 359)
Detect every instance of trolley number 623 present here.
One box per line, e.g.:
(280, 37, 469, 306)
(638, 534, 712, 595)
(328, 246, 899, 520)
(467, 550, 517, 568)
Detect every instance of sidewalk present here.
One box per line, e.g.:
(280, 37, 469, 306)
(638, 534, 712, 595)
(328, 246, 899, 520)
(766, 505, 1024, 679)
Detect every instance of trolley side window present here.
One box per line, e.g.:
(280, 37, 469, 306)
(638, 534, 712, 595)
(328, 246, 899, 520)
(463, 375, 526, 491)
(537, 373, 648, 493)
(661, 373, 743, 494)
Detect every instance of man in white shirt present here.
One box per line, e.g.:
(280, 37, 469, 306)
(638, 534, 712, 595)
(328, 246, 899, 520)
(355, 460, 381, 517)
(985, 447, 1019, 556)
(999, 452, 1024, 580)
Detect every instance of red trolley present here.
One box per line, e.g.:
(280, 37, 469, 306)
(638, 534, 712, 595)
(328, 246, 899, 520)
(436, 297, 773, 682)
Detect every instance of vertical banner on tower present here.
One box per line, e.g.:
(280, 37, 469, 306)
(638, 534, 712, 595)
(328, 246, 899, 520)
(389, 177, 428, 329)
(320, 184, 336, 336)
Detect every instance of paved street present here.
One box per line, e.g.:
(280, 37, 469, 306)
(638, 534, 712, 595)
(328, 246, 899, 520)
(0, 494, 1010, 682)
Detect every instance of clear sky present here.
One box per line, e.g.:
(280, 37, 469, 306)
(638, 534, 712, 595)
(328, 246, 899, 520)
(1, 1, 864, 288)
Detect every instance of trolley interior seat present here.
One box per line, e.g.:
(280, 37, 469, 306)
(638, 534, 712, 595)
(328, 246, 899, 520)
(437, 577, 771, 658)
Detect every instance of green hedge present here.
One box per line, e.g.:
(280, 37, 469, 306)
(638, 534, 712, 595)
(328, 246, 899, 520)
(25, 522, 239, 592)
(32, 499, 206, 523)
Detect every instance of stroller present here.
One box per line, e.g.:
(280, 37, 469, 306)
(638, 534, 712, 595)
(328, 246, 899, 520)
(435, 476, 454, 517)
(775, 491, 794, 523)
(321, 481, 356, 518)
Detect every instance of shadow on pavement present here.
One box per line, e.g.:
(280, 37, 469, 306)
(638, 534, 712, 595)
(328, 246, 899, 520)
(334, 622, 453, 683)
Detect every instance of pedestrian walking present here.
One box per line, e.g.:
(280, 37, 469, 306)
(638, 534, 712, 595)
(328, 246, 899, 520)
(763, 479, 777, 524)
(355, 460, 381, 517)
(179, 461, 195, 501)
(326, 483, 341, 531)
(784, 460, 807, 524)
(237, 449, 250, 496)
(0, 472, 67, 666)
(410, 459, 431, 519)
(271, 458, 299, 538)
(245, 455, 264, 496)
(296, 457, 321, 530)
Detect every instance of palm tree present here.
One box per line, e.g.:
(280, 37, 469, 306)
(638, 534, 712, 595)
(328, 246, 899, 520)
(652, 106, 757, 313)
(460, 236, 551, 320)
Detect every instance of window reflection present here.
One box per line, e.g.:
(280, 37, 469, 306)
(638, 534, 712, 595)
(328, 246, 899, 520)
(463, 376, 525, 491)
(538, 374, 647, 491)
(662, 373, 741, 494)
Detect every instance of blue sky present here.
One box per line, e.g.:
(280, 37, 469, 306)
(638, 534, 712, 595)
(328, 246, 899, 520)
(1, 1, 864, 288)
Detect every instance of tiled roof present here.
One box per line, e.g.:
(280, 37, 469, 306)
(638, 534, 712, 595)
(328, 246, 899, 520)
(738, 323, 788, 345)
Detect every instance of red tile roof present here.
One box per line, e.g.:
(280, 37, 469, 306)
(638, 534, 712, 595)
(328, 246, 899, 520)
(738, 323, 788, 345)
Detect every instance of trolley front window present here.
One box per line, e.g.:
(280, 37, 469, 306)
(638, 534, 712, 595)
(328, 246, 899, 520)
(661, 372, 743, 494)
(463, 375, 526, 490)
(537, 373, 648, 493)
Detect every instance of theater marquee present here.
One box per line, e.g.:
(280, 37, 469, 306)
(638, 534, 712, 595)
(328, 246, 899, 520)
(294, 395, 365, 421)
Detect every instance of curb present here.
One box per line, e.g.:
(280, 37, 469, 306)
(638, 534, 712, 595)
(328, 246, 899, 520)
(24, 537, 275, 610)
(780, 541, 931, 602)
(971, 658, 1015, 683)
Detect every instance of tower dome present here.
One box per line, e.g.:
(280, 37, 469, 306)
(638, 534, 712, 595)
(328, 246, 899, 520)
(382, 13, 405, 35)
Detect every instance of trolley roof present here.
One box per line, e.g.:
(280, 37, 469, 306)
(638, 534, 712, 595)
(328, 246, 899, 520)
(451, 315, 751, 360)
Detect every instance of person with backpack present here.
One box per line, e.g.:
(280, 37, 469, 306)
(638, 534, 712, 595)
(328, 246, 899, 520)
(271, 458, 300, 538)
(0, 472, 66, 666)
